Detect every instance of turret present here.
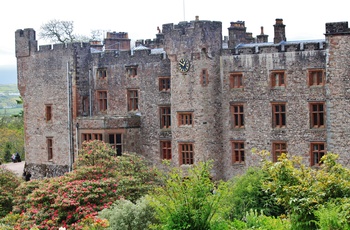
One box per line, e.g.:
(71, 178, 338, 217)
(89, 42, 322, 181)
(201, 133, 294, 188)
(15, 28, 37, 57)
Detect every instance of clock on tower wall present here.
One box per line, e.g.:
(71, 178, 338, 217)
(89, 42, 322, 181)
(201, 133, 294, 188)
(178, 58, 190, 73)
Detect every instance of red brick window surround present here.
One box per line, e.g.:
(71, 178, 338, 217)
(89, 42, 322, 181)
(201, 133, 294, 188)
(97, 91, 108, 112)
(45, 104, 52, 121)
(272, 142, 287, 162)
(230, 104, 244, 128)
(308, 69, 324, 86)
(179, 143, 194, 165)
(81, 133, 103, 142)
(232, 141, 245, 164)
(229, 73, 243, 89)
(178, 112, 193, 126)
(127, 89, 139, 111)
(97, 68, 107, 79)
(161, 140, 172, 160)
(272, 103, 286, 128)
(126, 65, 138, 77)
(201, 69, 209, 86)
(109, 133, 122, 156)
(160, 107, 171, 129)
(310, 142, 326, 166)
(47, 137, 53, 161)
(159, 77, 171, 91)
(309, 102, 325, 128)
(271, 71, 286, 87)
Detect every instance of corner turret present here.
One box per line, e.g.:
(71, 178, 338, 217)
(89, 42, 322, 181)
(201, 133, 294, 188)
(15, 28, 37, 57)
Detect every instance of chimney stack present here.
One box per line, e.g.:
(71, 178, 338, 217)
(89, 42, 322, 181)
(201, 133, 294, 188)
(273, 18, 286, 44)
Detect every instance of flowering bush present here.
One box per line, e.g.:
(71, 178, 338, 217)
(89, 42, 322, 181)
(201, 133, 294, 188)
(9, 140, 160, 229)
(0, 167, 21, 218)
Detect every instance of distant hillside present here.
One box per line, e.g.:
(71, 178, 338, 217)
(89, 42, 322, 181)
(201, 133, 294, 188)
(0, 84, 22, 116)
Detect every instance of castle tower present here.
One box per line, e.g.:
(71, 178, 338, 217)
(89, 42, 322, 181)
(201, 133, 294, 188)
(324, 21, 350, 165)
(273, 18, 286, 43)
(162, 18, 224, 179)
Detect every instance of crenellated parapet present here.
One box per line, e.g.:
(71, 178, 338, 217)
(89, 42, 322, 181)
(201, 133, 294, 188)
(222, 40, 326, 56)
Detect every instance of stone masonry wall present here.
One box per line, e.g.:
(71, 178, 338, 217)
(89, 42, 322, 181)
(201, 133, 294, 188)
(221, 49, 327, 179)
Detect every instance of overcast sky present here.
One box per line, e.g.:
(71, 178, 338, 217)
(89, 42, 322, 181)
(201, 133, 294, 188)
(1, 0, 349, 84)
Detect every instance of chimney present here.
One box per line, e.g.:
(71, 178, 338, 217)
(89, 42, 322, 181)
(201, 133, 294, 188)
(257, 26, 269, 43)
(273, 18, 286, 44)
(228, 21, 247, 49)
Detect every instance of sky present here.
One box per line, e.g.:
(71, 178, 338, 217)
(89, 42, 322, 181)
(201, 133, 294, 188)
(1, 0, 349, 84)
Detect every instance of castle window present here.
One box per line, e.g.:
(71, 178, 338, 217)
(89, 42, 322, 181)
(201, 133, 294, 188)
(271, 71, 286, 87)
(310, 142, 326, 166)
(126, 65, 138, 77)
(82, 96, 90, 116)
(159, 77, 171, 91)
(229, 73, 243, 89)
(97, 68, 107, 79)
(308, 69, 324, 86)
(309, 102, 325, 128)
(109, 133, 122, 156)
(232, 141, 245, 164)
(47, 137, 53, 161)
(81, 133, 103, 142)
(160, 106, 171, 129)
(97, 91, 108, 112)
(179, 143, 194, 165)
(230, 104, 244, 128)
(178, 112, 193, 126)
(201, 69, 209, 86)
(272, 142, 287, 162)
(272, 103, 286, 128)
(127, 89, 139, 111)
(161, 140, 172, 160)
(45, 104, 52, 121)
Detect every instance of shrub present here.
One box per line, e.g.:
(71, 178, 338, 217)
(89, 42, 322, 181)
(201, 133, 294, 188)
(262, 153, 350, 229)
(0, 167, 21, 218)
(148, 161, 227, 230)
(224, 167, 285, 221)
(10, 140, 160, 229)
(314, 198, 350, 230)
(99, 196, 157, 230)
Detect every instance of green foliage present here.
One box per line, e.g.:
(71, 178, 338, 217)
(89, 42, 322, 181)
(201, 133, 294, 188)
(0, 168, 21, 218)
(99, 196, 157, 230)
(262, 153, 350, 229)
(148, 161, 227, 230)
(10, 140, 160, 229)
(225, 167, 285, 221)
(245, 210, 291, 230)
(0, 115, 24, 162)
(314, 198, 350, 230)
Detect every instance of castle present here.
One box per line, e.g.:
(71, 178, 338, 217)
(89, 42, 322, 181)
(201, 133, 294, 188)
(15, 17, 350, 180)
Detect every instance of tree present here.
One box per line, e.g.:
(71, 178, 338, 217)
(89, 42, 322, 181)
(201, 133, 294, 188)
(39, 19, 104, 43)
(39, 19, 75, 43)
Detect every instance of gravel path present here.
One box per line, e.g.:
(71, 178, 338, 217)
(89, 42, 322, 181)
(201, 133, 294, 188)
(1, 161, 25, 177)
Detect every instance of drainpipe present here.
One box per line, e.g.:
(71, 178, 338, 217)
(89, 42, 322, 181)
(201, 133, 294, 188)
(67, 62, 73, 171)
(89, 69, 92, 116)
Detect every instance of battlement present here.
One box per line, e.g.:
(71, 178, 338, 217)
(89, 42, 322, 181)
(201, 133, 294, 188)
(37, 42, 91, 52)
(222, 39, 326, 55)
(162, 18, 222, 34)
